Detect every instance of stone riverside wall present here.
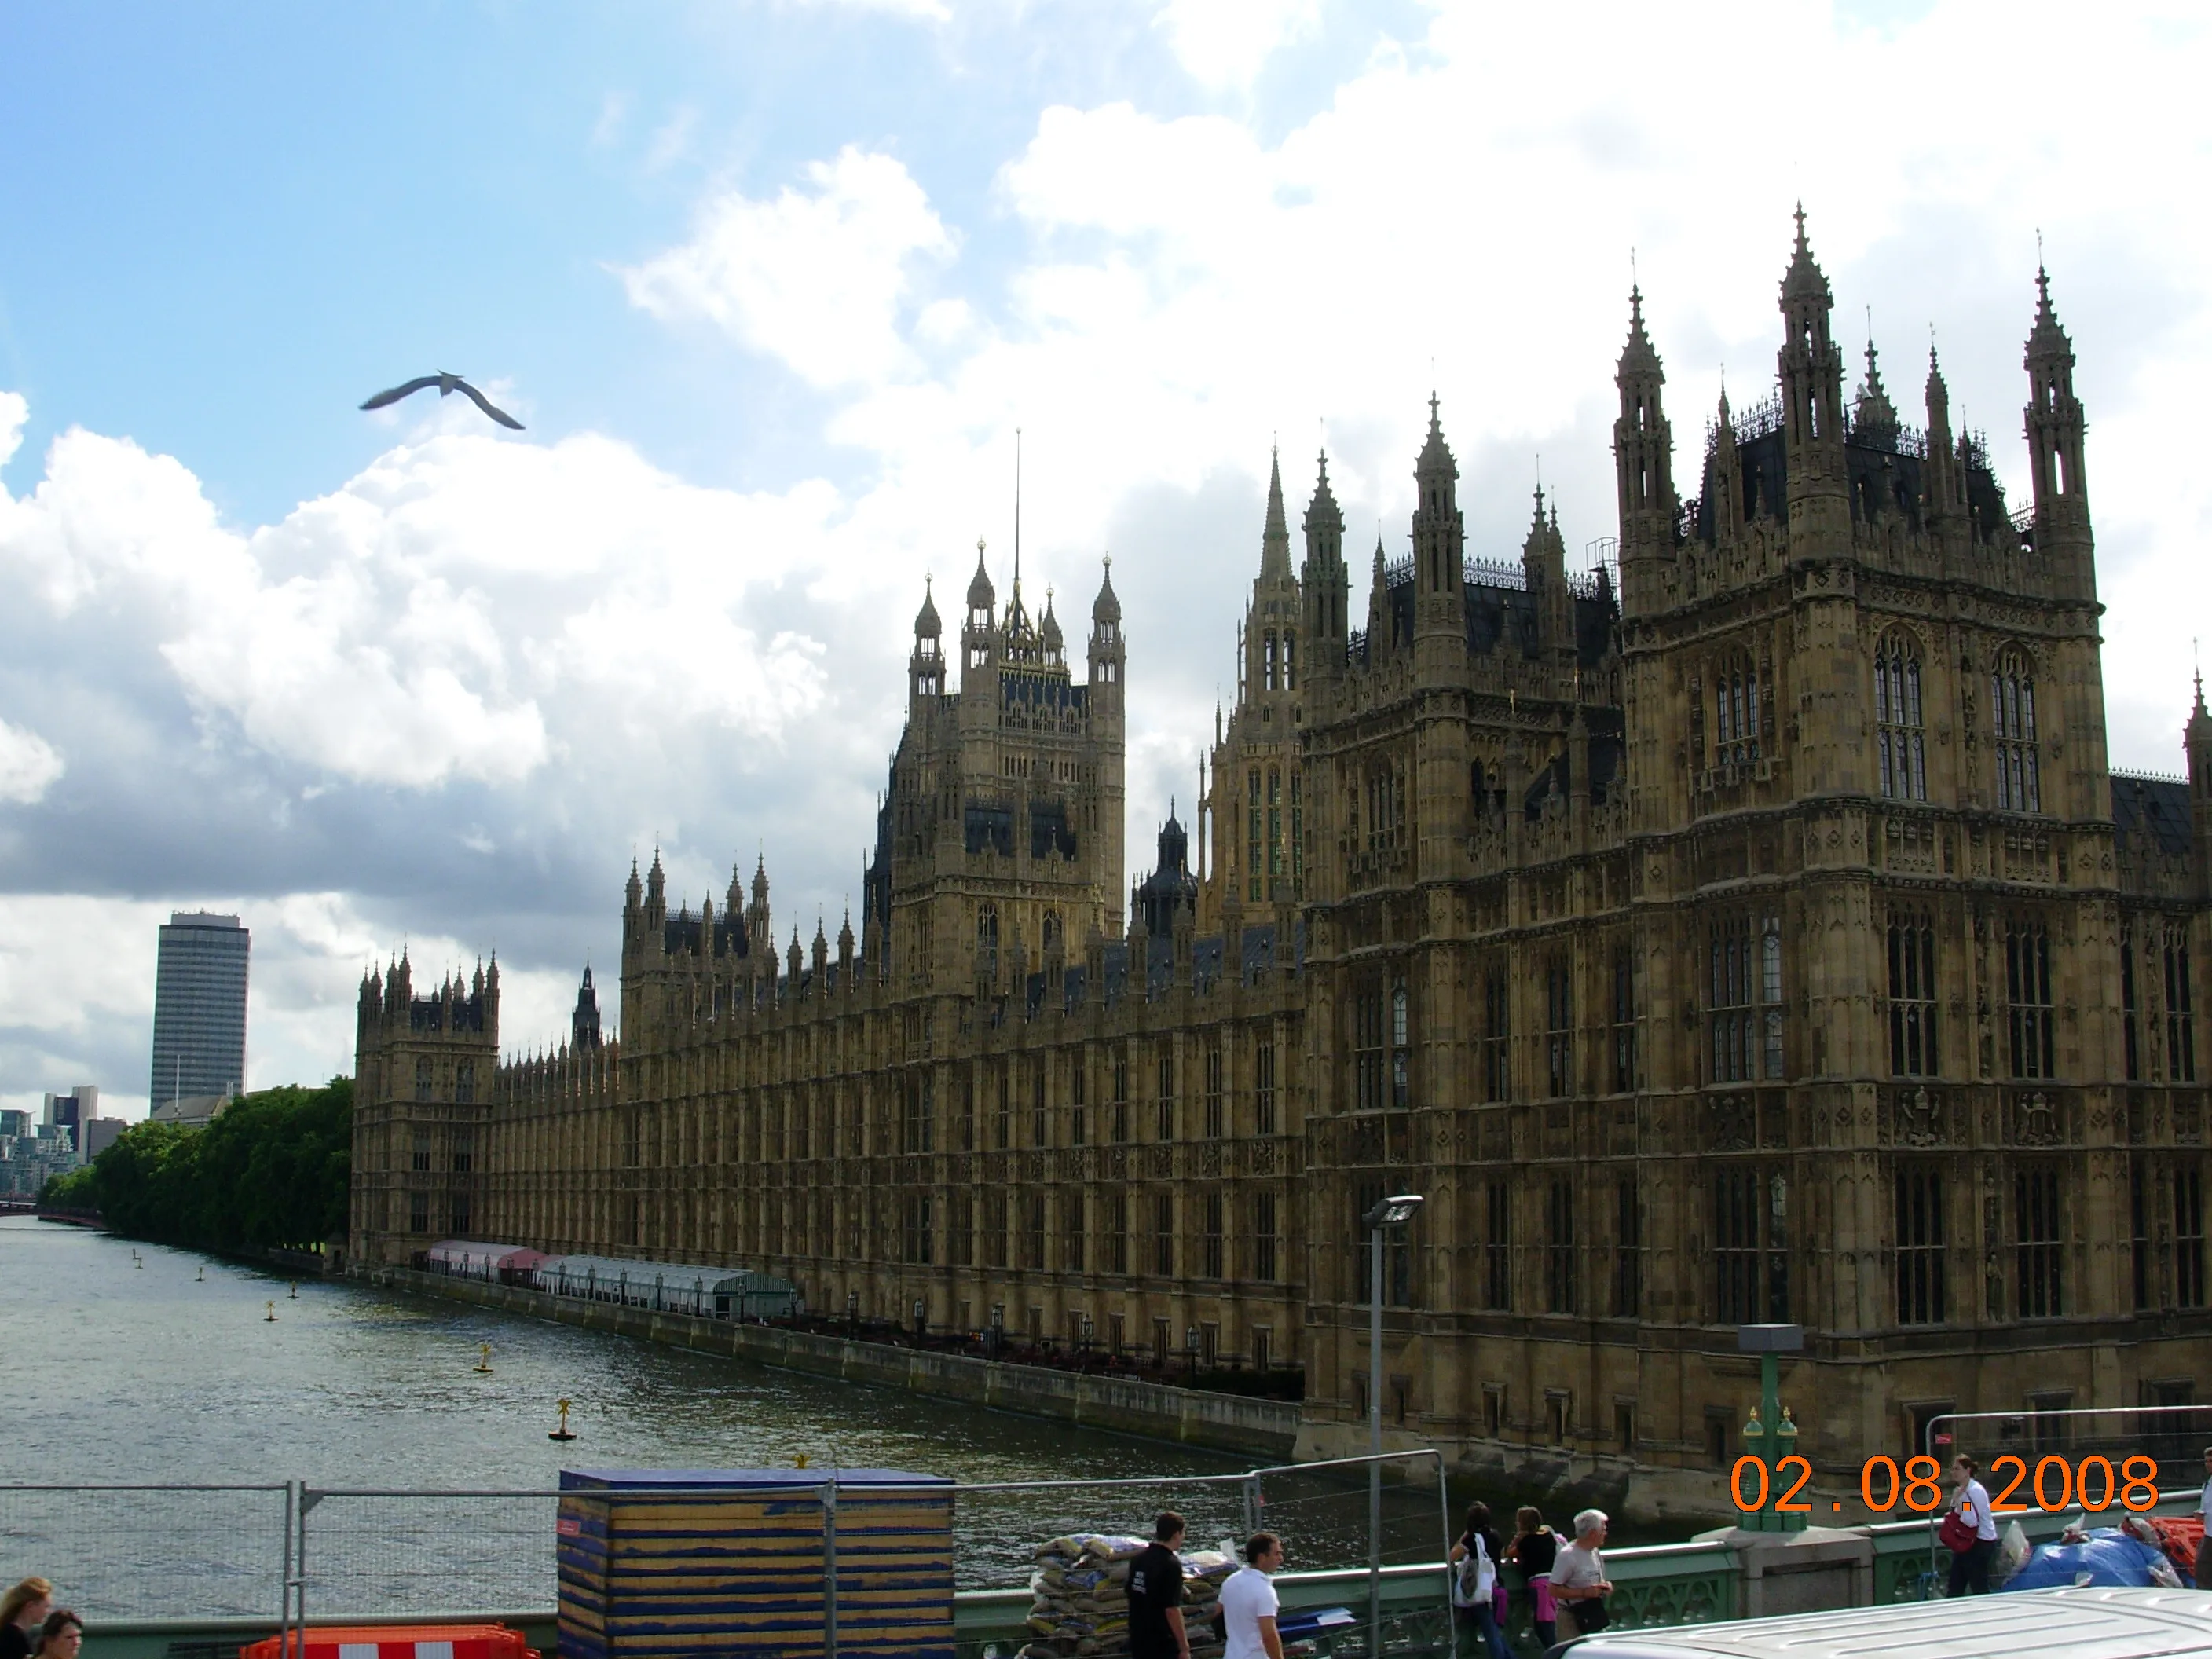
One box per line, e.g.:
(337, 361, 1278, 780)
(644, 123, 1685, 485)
(358, 1263, 1301, 1458)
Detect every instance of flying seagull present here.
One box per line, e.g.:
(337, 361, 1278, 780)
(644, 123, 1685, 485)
(358, 372, 524, 430)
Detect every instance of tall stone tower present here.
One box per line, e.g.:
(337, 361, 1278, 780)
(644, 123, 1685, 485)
(1201, 449, 1306, 925)
(868, 540, 1127, 997)
(350, 955, 499, 1265)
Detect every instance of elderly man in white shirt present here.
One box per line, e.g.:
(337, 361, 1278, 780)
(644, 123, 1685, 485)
(1548, 1508, 1614, 1639)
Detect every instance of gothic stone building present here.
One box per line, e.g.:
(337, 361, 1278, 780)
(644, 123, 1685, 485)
(353, 220, 2212, 1512)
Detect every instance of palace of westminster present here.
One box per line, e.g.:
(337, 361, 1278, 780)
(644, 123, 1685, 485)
(353, 218, 2212, 1504)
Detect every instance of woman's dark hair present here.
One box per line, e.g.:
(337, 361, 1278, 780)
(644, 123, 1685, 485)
(1952, 1454, 1978, 1475)
(33, 1609, 82, 1652)
(1464, 1501, 1494, 1534)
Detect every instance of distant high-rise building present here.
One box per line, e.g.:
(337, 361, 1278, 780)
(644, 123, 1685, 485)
(150, 912, 249, 1108)
(42, 1085, 98, 1152)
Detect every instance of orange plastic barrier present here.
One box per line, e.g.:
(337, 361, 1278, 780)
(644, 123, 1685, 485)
(240, 1624, 539, 1659)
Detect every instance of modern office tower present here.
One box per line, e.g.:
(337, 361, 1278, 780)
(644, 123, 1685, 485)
(41, 1084, 98, 1152)
(150, 912, 250, 1108)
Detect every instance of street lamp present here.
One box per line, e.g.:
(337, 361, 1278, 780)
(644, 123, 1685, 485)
(1361, 1192, 1424, 1652)
(1737, 1323, 1804, 1533)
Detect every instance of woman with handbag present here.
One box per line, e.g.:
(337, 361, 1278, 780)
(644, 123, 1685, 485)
(1448, 1503, 1512, 1659)
(1943, 1455, 1999, 1595)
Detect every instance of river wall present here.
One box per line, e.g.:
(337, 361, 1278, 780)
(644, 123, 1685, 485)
(358, 1263, 1301, 1458)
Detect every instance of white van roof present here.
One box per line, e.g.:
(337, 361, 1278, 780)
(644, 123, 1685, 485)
(1562, 1587, 2212, 1658)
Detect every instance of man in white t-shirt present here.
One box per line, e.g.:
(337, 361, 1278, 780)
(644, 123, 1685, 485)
(1218, 1532, 1285, 1659)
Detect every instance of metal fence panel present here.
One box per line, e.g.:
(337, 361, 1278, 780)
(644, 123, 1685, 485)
(0, 1485, 291, 1621)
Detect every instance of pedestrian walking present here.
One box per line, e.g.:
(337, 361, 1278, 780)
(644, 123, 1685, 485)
(1944, 1455, 1999, 1595)
(26, 1612, 78, 1659)
(1507, 1506, 1560, 1650)
(0, 1580, 53, 1659)
(1448, 1503, 1511, 1659)
(1218, 1532, 1285, 1659)
(2193, 1446, 2212, 1589)
(1548, 1509, 1614, 1637)
(1127, 1511, 1191, 1659)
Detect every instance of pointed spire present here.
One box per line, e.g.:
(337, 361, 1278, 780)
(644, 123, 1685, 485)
(966, 538, 994, 613)
(1853, 324, 1899, 447)
(1259, 445, 1291, 580)
(1781, 201, 1831, 304)
(1618, 282, 1661, 375)
(1091, 551, 1121, 625)
(914, 574, 940, 639)
(2027, 256, 2071, 363)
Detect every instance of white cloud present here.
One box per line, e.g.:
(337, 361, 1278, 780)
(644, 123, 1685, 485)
(1152, 0, 1319, 89)
(0, 719, 62, 805)
(0, 391, 24, 471)
(0, 416, 839, 790)
(619, 147, 956, 388)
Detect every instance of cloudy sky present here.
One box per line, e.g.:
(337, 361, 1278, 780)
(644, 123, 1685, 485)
(1, 0, 2207, 1118)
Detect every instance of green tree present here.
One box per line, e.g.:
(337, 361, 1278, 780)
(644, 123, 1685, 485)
(60, 1078, 351, 1254)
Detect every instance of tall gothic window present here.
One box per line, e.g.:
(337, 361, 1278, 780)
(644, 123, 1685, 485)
(1251, 1190, 1278, 1282)
(1715, 1167, 1789, 1323)
(977, 902, 999, 969)
(1203, 1043, 1225, 1139)
(1993, 648, 2042, 812)
(1288, 771, 1304, 890)
(2005, 917, 2056, 1079)
(2122, 924, 2141, 1082)
(2178, 1166, 2207, 1310)
(1544, 962, 1573, 1097)
(1354, 1180, 1414, 1307)
(1153, 1192, 1174, 1277)
(1546, 1179, 1577, 1315)
(2130, 1163, 2152, 1310)
(1875, 635, 1927, 800)
(1712, 655, 1761, 767)
(1247, 769, 1262, 901)
(1267, 768, 1283, 892)
(2015, 1167, 2062, 1319)
(1254, 1033, 1277, 1135)
(1283, 633, 1296, 691)
(1611, 950, 1636, 1093)
(1484, 1179, 1511, 1310)
(1482, 969, 1511, 1102)
(1108, 1188, 1129, 1276)
(1710, 915, 1785, 1082)
(1354, 980, 1386, 1111)
(2165, 928, 2196, 1082)
(1390, 982, 1411, 1108)
(1895, 1168, 1946, 1325)
(1887, 912, 1938, 1075)
(1202, 1190, 1225, 1279)
(1156, 1044, 1175, 1141)
(1064, 1192, 1086, 1273)
(1613, 1177, 1642, 1318)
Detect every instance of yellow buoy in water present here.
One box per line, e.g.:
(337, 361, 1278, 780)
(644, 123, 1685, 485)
(793, 1452, 810, 1469)
(264, 1301, 277, 1322)
(474, 1342, 493, 1375)
(548, 1397, 577, 1441)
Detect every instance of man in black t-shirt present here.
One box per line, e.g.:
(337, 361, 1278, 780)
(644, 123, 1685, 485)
(1126, 1511, 1190, 1659)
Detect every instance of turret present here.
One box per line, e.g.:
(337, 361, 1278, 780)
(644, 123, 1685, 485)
(1088, 555, 1124, 702)
(746, 853, 771, 950)
(1365, 534, 1392, 654)
(1522, 487, 1573, 662)
(645, 849, 667, 930)
(910, 577, 943, 705)
(2023, 263, 2093, 588)
(1613, 284, 1676, 613)
(1039, 588, 1064, 668)
(1301, 452, 1346, 683)
(573, 965, 602, 1049)
(1411, 394, 1464, 606)
(1710, 383, 1744, 543)
(962, 541, 996, 677)
(1922, 345, 1961, 524)
(1778, 205, 1848, 529)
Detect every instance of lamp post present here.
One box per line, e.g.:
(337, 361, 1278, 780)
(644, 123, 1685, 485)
(1737, 1323, 1804, 1533)
(1362, 1192, 1424, 1653)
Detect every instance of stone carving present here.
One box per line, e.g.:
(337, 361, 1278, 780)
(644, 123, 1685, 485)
(2179, 1097, 2204, 1146)
(1708, 1094, 1755, 1152)
(1897, 1086, 1944, 1148)
(2012, 1090, 2061, 1147)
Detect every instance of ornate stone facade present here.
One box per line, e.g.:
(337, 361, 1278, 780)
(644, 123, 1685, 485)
(353, 218, 2212, 1503)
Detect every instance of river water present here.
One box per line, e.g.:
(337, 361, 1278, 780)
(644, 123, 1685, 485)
(0, 1218, 1456, 1617)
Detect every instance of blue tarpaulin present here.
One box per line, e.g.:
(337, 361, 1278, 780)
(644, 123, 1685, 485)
(1999, 1528, 2169, 1591)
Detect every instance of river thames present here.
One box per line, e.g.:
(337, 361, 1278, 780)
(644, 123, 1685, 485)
(2, 1218, 1459, 1617)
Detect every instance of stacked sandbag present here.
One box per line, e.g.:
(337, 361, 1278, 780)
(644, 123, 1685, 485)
(1016, 1535, 1236, 1658)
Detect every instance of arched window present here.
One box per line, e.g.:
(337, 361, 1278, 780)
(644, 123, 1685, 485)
(976, 903, 998, 960)
(1390, 982, 1410, 1108)
(1875, 634, 1926, 800)
(1263, 632, 1277, 691)
(1712, 655, 1761, 767)
(1283, 634, 1296, 691)
(1993, 648, 2042, 813)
